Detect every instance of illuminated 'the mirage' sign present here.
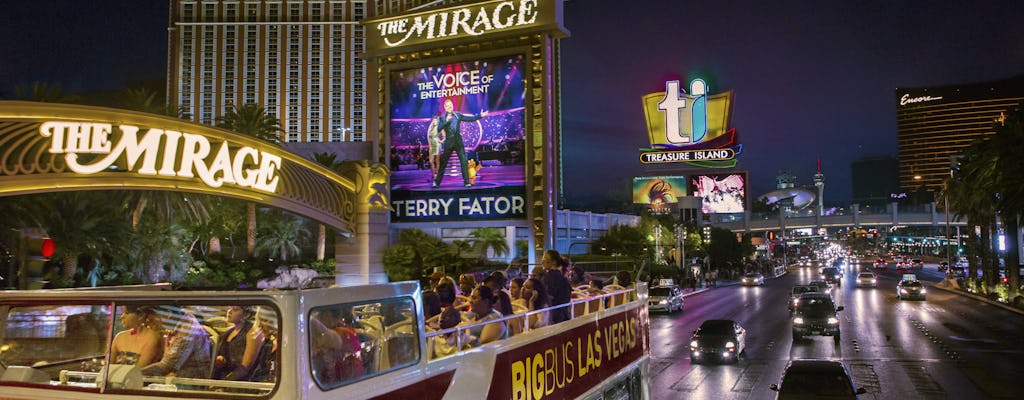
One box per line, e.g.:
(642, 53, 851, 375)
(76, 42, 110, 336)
(39, 121, 282, 193)
(370, 0, 554, 49)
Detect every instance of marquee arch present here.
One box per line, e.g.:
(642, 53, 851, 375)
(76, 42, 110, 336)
(0, 101, 358, 234)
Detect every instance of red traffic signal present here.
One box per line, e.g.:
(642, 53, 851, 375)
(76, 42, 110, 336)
(27, 237, 56, 258)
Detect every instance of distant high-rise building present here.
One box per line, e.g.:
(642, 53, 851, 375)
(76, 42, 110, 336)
(851, 156, 898, 208)
(166, 1, 456, 144)
(895, 75, 1024, 193)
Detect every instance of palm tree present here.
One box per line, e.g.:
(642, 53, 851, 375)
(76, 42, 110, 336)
(470, 227, 509, 260)
(119, 190, 212, 230)
(124, 217, 190, 283)
(217, 103, 282, 143)
(16, 192, 126, 280)
(121, 87, 189, 118)
(255, 216, 310, 262)
(976, 105, 1024, 297)
(310, 152, 344, 261)
(14, 81, 80, 103)
(216, 103, 282, 257)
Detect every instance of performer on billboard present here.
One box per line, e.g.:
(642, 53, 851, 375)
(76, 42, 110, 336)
(433, 98, 488, 188)
(426, 116, 442, 179)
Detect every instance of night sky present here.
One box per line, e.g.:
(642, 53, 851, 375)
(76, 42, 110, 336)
(2, 1, 1023, 209)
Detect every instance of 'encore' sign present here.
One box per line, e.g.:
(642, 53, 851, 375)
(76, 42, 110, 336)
(39, 121, 282, 193)
(366, 0, 563, 50)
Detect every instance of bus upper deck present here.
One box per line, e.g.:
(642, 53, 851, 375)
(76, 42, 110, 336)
(0, 281, 650, 399)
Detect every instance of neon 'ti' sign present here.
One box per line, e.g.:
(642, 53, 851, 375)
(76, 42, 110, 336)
(39, 121, 282, 193)
(640, 78, 741, 168)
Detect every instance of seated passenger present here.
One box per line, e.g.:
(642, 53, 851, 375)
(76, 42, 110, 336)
(248, 309, 279, 383)
(484, 273, 514, 317)
(463, 285, 508, 346)
(212, 306, 265, 381)
(140, 308, 212, 379)
(310, 306, 364, 385)
(422, 291, 442, 323)
(522, 278, 549, 330)
(509, 278, 526, 310)
(457, 274, 477, 297)
(430, 306, 467, 359)
(110, 305, 164, 367)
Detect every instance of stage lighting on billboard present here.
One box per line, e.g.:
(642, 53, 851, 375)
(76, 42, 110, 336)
(688, 172, 748, 214)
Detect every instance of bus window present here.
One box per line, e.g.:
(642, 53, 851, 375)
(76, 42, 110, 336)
(310, 297, 419, 390)
(0, 303, 112, 387)
(0, 301, 280, 397)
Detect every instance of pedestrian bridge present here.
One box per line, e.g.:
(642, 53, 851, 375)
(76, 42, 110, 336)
(712, 203, 966, 233)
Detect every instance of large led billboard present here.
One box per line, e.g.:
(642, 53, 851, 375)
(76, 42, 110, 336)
(632, 176, 688, 214)
(389, 55, 527, 222)
(688, 173, 747, 214)
(639, 79, 740, 168)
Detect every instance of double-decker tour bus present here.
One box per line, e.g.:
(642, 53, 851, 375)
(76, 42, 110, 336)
(0, 280, 650, 399)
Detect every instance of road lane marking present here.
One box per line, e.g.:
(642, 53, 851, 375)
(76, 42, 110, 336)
(730, 362, 767, 392)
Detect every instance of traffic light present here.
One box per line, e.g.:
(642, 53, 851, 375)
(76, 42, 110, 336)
(767, 231, 777, 241)
(19, 235, 54, 290)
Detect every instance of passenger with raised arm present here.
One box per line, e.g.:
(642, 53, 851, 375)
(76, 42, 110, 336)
(464, 285, 508, 346)
(522, 278, 549, 330)
(310, 306, 364, 384)
(110, 305, 164, 367)
(140, 308, 211, 379)
(212, 306, 265, 381)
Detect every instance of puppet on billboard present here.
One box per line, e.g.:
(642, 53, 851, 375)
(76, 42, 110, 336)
(467, 159, 483, 185)
(432, 98, 489, 188)
(426, 116, 442, 178)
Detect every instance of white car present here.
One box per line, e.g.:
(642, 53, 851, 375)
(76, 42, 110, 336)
(855, 271, 877, 288)
(648, 285, 684, 312)
(741, 272, 765, 286)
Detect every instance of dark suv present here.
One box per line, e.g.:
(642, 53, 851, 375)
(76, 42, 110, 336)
(792, 292, 843, 343)
(820, 267, 842, 286)
(770, 359, 867, 398)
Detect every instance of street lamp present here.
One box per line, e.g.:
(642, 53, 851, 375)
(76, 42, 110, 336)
(654, 225, 663, 264)
(675, 225, 686, 269)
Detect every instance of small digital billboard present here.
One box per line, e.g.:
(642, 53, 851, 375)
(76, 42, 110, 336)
(688, 172, 747, 214)
(632, 176, 688, 214)
(389, 54, 527, 222)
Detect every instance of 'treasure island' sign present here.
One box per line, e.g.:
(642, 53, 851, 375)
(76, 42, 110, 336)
(640, 79, 741, 168)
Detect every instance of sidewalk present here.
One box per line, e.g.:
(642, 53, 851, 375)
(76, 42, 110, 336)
(926, 278, 1024, 316)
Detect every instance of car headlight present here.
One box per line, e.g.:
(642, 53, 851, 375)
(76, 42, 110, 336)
(872, 279, 876, 283)
(725, 341, 735, 348)
(828, 317, 839, 324)
(690, 340, 699, 348)
(659, 299, 667, 304)
(920, 288, 926, 294)
(793, 317, 804, 324)
(900, 289, 908, 294)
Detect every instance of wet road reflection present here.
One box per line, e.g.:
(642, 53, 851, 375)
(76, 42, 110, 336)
(649, 261, 1024, 400)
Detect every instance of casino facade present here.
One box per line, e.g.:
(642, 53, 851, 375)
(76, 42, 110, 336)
(895, 75, 1024, 194)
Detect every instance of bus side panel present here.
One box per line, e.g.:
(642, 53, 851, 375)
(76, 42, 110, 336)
(365, 370, 455, 400)
(486, 307, 648, 400)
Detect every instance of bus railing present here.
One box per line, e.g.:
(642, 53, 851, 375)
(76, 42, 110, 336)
(424, 284, 644, 361)
(57, 369, 275, 392)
